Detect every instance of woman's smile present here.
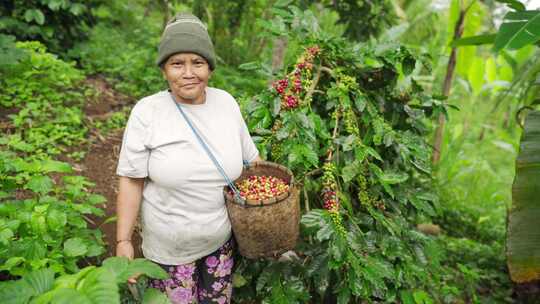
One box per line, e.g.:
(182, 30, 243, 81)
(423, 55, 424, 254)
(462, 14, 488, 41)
(161, 53, 211, 105)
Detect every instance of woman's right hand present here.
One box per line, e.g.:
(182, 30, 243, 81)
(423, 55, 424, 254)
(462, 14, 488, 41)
(116, 241, 138, 284)
(116, 240, 134, 260)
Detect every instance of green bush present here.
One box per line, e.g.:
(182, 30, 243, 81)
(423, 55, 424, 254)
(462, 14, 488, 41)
(0, 0, 104, 55)
(0, 151, 107, 276)
(0, 41, 109, 277)
(1, 41, 88, 158)
(0, 257, 170, 303)
(231, 6, 452, 303)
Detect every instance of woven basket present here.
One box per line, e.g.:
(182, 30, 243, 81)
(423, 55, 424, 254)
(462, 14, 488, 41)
(223, 161, 300, 259)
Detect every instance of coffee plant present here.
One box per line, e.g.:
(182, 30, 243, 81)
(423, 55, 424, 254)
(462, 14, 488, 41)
(233, 6, 452, 303)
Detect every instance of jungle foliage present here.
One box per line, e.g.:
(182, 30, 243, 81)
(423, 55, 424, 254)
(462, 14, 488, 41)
(1, 0, 538, 303)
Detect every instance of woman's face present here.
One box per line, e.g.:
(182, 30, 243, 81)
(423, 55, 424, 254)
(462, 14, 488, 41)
(161, 53, 211, 104)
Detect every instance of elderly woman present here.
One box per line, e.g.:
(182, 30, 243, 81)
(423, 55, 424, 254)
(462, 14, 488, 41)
(115, 13, 261, 304)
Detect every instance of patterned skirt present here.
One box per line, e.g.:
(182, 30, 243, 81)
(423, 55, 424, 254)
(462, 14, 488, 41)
(148, 238, 235, 304)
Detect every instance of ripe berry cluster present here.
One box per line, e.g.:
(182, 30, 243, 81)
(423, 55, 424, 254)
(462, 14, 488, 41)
(306, 46, 320, 59)
(321, 162, 346, 236)
(271, 45, 321, 110)
(273, 78, 289, 95)
(231, 175, 289, 201)
(322, 189, 338, 211)
(322, 162, 339, 211)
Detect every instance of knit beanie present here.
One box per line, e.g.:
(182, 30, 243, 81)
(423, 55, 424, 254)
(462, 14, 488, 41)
(156, 13, 216, 70)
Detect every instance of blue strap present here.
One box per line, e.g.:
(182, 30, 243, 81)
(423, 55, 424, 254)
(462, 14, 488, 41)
(171, 93, 246, 205)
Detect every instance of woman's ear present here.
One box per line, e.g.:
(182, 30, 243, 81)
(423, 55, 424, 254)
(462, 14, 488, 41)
(160, 67, 167, 80)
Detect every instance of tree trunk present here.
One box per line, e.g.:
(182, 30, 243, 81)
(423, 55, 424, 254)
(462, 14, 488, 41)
(271, 37, 288, 72)
(159, 0, 170, 32)
(431, 8, 467, 164)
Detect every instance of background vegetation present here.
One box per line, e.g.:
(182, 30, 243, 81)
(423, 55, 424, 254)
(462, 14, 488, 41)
(1, 0, 539, 303)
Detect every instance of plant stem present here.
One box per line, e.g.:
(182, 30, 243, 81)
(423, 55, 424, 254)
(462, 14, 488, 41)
(326, 108, 341, 162)
(432, 3, 469, 164)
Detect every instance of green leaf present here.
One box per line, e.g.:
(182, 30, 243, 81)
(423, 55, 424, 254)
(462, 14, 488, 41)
(126, 259, 169, 280)
(400, 291, 415, 304)
(101, 256, 129, 284)
(69, 3, 86, 15)
(380, 172, 409, 184)
(301, 210, 325, 228)
(0, 280, 33, 304)
(30, 213, 47, 234)
(238, 62, 260, 70)
(24, 9, 45, 25)
(35, 288, 92, 304)
(275, 0, 293, 8)
(494, 10, 540, 52)
(451, 34, 496, 47)
(54, 266, 96, 290)
(316, 219, 333, 242)
(301, 145, 319, 167)
(288, 144, 304, 166)
(23, 268, 55, 296)
(495, 0, 526, 11)
(26, 176, 54, 194)
(64, 237, 88, 257)
(47, 0, 63, 11)
(276, 126, 289, 140)
(413, 290, 433, 304)
(0, 257, 25, 272)
(232, 273, 248, 288)
(142, 288, 171, 304)
(47, 208, 67, 230)
(342, 160, 360, 183)
(87, 194, 106, 205)
(508, 111, 540, 282)
(79, 268, 120, 304)
(24, 240, 48, 260)
(256, 269, 272, 292)
(41, 160, 73, 173)
(0, 228, 14, 245)
(341, 135, 356, 152)
(86, 244, 105, 257)
(365, 147, 382, 161)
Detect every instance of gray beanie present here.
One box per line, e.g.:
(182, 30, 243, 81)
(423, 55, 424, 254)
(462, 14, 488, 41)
(156, 13, 216, 70)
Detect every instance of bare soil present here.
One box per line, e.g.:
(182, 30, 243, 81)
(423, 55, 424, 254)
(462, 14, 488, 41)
(79, 76, 142, 258)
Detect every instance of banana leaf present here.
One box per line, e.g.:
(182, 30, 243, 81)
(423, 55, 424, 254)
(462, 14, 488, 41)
(508, 110, 540, 283)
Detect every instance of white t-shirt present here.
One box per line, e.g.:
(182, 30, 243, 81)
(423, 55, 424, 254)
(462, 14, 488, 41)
(116, 87, 259, 265)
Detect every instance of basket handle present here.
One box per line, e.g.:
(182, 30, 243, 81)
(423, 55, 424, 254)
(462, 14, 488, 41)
(171, 92, 246, 205)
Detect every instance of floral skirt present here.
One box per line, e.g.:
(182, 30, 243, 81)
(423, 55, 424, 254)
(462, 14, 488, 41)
(148, 238, 235, 304)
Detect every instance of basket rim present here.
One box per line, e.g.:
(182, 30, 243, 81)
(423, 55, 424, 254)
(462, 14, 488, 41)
(223, 160, 295, 207)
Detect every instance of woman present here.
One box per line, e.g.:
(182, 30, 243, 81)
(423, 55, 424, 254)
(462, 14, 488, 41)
(115, 13, 261, 304)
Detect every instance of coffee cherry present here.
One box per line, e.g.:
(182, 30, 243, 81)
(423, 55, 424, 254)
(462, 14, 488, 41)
(272, 78, 289, 95)
(230, 175, 289, 201)
(293, 77, 302, 93)
(307, 46, 320, 56)
(282, 95, 299, 109)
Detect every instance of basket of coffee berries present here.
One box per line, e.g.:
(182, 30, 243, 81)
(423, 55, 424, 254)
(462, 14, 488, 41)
(223, 161, 300, 259)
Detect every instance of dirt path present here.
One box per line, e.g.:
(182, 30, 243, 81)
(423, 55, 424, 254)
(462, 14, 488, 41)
(80, 76, 142, 258)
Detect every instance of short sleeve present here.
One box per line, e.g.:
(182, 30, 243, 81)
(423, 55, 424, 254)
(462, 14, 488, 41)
(239, 115, 259, 163)
(116, 107, 150, 178)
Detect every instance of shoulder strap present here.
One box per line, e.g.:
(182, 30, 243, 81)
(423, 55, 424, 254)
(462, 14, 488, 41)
(171, 93, 246, 205)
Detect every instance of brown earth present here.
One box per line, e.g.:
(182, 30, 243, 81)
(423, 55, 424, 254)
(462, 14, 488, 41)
(79, 76, 142, 258)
